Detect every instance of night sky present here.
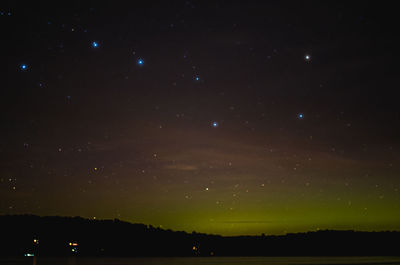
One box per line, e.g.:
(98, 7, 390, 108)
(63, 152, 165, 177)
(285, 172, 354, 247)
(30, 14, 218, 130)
(1, 1, 400, 236)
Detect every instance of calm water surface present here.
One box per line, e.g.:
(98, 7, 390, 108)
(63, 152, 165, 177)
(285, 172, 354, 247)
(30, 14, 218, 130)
(2, 257, 400, 265)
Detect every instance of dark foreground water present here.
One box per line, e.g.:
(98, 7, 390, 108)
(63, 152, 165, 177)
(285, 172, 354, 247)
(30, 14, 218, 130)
(2, 257, 400, 265)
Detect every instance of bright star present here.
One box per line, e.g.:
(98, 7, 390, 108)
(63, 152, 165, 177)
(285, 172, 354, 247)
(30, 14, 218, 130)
(20, 64, 27, 70)
(92, 41, 99, 48)
(195, 76, 200, 81)
(304, 54, 311, 61)
(212, 121, 218, 127)
(298, 113, 304, 119)
(137, 59, 144, 65)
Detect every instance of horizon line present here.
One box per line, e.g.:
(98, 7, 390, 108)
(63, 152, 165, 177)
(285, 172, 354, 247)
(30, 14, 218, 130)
(2, 214, 400, 237)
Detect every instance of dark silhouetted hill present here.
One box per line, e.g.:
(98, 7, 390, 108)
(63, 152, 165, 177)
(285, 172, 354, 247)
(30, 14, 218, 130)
(1, 215, 399, 257)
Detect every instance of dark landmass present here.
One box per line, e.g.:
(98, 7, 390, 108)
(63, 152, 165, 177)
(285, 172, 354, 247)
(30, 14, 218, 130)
(1, 215, 399, 257)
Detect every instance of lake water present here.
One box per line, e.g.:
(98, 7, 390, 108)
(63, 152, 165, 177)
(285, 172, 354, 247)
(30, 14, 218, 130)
(2, 257, 400, 265)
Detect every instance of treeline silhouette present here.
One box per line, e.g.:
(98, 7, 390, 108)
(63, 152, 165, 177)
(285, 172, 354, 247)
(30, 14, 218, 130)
(1, 215, 399, 257)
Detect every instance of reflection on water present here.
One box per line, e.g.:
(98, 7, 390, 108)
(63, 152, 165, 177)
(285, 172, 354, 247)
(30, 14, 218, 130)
(2, 257, 400, 265)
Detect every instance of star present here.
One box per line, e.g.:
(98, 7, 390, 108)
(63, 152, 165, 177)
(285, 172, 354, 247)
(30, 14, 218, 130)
(194, 76, 200, 81)
(20, 64, 28, 70)
(298, 113, 304, 119)
(304, 54, 311, 61)
(212, 121, 218, 128)
(137, 59, 144, 66)
(92, 41, 99, 48)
